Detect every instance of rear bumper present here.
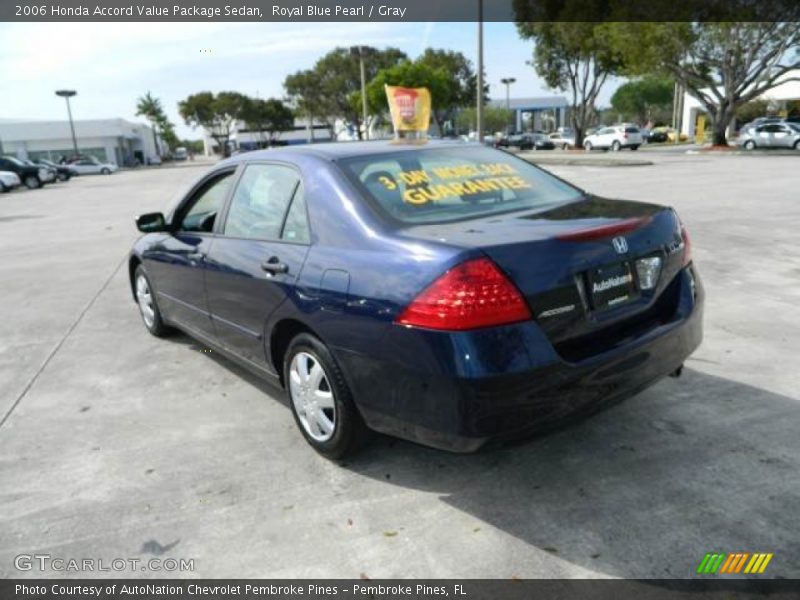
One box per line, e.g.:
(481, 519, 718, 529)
(336, 266, 704, 453)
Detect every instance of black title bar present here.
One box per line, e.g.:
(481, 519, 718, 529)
(4, 0, 800, 22)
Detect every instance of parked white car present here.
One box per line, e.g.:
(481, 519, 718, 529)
(0, 170, 21, 193)
(69, 158, 119, 175)
(583, 126, 644, 151)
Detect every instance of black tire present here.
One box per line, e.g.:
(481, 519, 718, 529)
(611, 140, 621, 152)
(284, 333, 370, 459)
(57, 172, 69, 182)
(744, 140, 756, 150)
(584, 141, 592, 151)
(0, 182, 7, 193)
(630, 145, 639, 151)
(133, 265, 170, 337)
(23, 175, 41, 189)
(793, 140, 800, 150)
(101, 167, 111, 175)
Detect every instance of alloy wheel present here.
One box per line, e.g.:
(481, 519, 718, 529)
(135, 274, 155, 328)
(289, 351, 336, 442)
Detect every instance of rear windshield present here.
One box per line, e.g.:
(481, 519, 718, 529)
(338, 146, 582, 224)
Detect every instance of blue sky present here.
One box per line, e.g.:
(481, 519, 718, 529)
(0, 22, 621, 139)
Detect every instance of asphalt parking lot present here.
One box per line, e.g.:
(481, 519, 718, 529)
(1, 152, 799, 579)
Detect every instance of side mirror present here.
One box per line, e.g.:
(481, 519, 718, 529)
(136, 212, 167, 233)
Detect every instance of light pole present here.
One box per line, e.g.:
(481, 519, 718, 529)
(500, 77, 516, 132)
(476, 0, 484, 140)
(55, 90, 79, 159)
(350, 46, 373, 140)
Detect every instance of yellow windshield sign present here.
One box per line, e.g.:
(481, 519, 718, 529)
(374, 162, 533, 205)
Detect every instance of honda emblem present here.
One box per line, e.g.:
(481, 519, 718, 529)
(612, 236, 628, 254)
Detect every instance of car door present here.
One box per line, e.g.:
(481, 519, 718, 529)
(204, 162, 311, 369)
(144, 168, 237, 338)
(596, 128, 614, 148)
(770, 124, 792, 147)
(755, 125, 773, 147)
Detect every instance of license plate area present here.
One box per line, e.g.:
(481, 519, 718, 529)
(587, 261, 639, 311)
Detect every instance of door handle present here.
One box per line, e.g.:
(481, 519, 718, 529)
(261, 257, 289, 274)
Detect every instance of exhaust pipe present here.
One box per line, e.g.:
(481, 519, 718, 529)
(669, 365, 683, 378)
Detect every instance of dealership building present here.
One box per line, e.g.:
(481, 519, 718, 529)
(487, 96, 569, 133)
(0, 118, 160, 166)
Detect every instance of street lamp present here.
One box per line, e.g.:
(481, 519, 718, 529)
(500, 77, 516, 132)
(55, 90, 79, 159)
(476, 0, 484, 140)
(349, 46, 374, 140)
(500, 77, 516, 110)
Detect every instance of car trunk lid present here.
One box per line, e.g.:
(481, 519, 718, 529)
(400, 196, 686, 360)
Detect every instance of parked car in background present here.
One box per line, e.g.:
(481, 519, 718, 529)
(504, 132, 556, 151)
(738, 122, 800, 150)
(68, 157, 119, 175)
(0, 156, 49, 189)
(174, 147, 188, 161)
(34, 158, 76, 181)
(22, 159, 56, 184)
(642, 128, 669, 143)
(549, 131, 576, 149)
(147, 156, 163, 166)
(0, 170, 21, 193)
(129, 140, 702, 458)
(583, 126, 643, 151)
(740, 116, 784, 133)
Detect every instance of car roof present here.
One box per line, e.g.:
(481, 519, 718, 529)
(220, 139, 474, 166)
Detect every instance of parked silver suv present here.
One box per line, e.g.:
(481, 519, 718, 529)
(583, 126, 643, 151)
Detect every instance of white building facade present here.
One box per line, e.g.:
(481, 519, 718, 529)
(0, 118, 159, 166)
(681, 70, 800, 138)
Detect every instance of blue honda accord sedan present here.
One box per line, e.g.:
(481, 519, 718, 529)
(129, 141, 703, 458)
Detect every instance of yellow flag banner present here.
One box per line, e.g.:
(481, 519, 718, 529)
(385, 85, 432, 137)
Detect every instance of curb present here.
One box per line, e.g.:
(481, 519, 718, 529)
(518, 153, 653, 167)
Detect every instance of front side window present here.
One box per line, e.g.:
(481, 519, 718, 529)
(340, 146, 582, 225)
(179, 172, 233, 233)
(224, 164, 300, 240)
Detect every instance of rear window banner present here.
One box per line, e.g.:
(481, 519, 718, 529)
(385, 85, 431, 139)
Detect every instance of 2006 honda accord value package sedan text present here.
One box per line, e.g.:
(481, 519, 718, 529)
(129, 141, 703, 458)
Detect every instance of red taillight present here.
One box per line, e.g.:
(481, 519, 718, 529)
(395, 257, 532, 331)
(681, 224, 692, 266)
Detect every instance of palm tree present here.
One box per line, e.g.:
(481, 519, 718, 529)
(136, 91, 165, 158)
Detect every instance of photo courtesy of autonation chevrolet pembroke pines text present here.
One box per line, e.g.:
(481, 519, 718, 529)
(1, 0, 799, 598)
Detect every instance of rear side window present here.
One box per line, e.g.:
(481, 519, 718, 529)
(625, 127, 640, 133)
(224, 164, 300, 240)
(339, 146, 581, 225)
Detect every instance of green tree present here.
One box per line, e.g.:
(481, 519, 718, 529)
(284, 47, 407, 140)
(607, 22, 800, 145)
(135, 91, 169, 157)
(241, 98, 295, 145)
(735, 99, 771, 128)
(610, 77, 674, 125)
(515, 17, 622, 148)
(155, 113, 179, 152)
(284, 69, 335, 139)
(362, 61, 450, 133)
(416, 49, 480, 133)
(178, 91, 248, 156)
